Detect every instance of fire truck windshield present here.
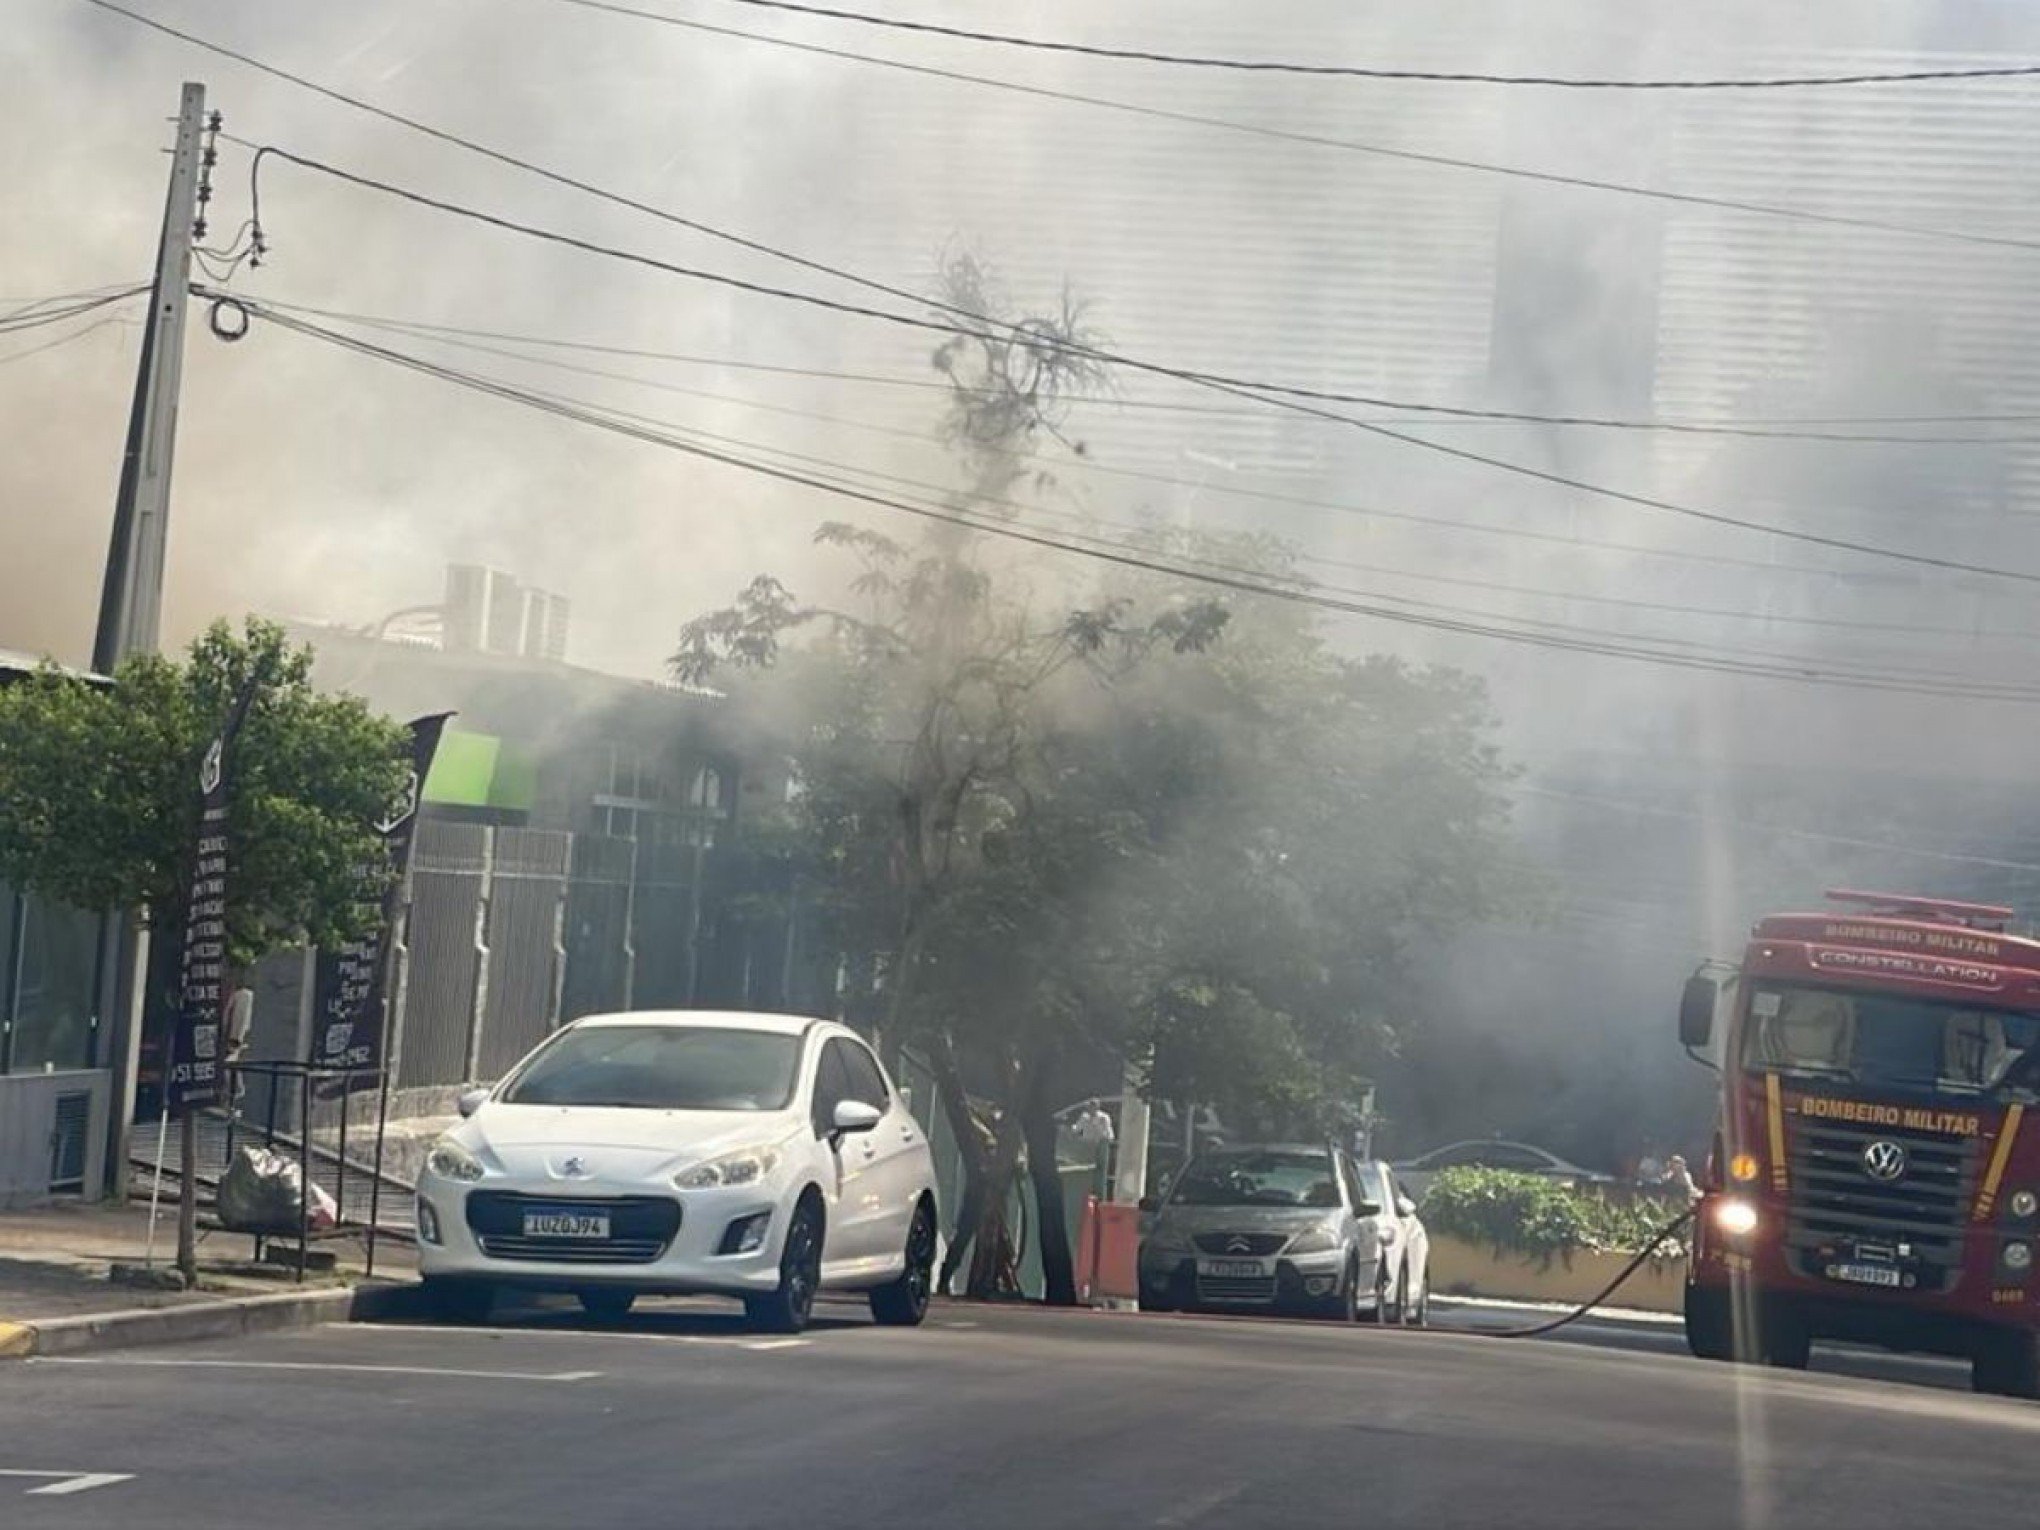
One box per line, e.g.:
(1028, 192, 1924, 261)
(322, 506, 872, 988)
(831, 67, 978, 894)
(1743, 984, 2040, 1097)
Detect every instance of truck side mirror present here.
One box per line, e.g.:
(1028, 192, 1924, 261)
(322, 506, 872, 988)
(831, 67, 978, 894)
(1679, 974, 1718, 1049)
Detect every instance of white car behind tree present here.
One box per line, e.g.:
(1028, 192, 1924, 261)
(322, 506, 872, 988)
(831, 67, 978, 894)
(415, 1011, 938, 1333)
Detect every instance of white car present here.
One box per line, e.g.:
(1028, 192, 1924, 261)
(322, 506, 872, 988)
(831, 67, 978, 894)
(1391, 1138, 1611, 1202)
(414, 1011, 938, 1333)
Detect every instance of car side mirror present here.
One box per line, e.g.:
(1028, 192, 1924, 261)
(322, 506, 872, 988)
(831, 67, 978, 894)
(1395, 1196, 1417, 1218)
(1680, 974, 1719, 1049)
(456, 1086, 489, 1119)
(1355, 1200, 1382, 1218)
(1138, 1196, 1158, 1214)
(832, 1100, 883, 1138)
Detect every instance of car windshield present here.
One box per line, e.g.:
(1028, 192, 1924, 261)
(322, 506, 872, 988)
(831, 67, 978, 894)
(1168, 1150, 1342, 1208)
(1742, 984, 2040, 1097)
(498, 1025, 802, 1111)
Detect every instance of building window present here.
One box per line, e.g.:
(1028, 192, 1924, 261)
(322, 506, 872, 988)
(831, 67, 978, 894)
(3, 889, 99, 1075)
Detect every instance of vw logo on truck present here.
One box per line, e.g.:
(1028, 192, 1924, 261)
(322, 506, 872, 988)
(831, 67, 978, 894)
(1861, 1140, 1908, 1182)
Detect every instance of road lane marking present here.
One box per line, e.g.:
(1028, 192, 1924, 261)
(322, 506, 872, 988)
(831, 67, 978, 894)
(0, 1471, 135, 1497)
(336, 1322, 810, 1350)
(34, 1358, 600, 1382)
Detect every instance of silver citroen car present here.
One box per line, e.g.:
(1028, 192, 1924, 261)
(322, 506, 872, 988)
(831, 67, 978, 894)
(1137, 1142, 1427, 1323)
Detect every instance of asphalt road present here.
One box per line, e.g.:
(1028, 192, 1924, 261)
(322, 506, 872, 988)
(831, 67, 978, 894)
(3, 1295, 2035, 1530)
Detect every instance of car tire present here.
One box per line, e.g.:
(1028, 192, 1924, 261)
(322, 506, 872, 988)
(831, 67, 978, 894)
(1386, 1263, 1409, 1326)
(421, 1276, 494, 1325)
(577, 1289, 636, 1324)
(1407, 1266, 1429, 1328)
(1764, 1306, 1812, 1371)
(746, 1195, 823, 1335)
(1369, 1260, 1392, 1325)
(1683, 1282, 1735, 1361)
(870, 1200, 937, 1327)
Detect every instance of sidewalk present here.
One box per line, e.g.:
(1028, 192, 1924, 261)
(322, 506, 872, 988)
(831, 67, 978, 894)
(0, 1199, 417, 1355)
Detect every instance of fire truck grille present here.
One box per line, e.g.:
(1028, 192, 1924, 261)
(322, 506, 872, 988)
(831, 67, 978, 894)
(1785, 1120, 1978, 1291)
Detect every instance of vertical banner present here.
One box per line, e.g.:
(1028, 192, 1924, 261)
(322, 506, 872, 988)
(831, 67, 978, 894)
(166, 684, 256, 1112)
(311, 713, 452, 1085)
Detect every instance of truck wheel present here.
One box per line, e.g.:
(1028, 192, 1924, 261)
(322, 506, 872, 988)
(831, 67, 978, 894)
(1764, 1306, 1811, 1371)
(1684, 1283, 1735, 1362)
(1973, 1330, 2040, 1398)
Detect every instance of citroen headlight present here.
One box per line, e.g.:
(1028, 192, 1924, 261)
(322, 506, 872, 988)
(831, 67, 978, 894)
(675, 1146, 781, 1190)
(425, 1137, 485, 1183)
(1142, 1223, 1191, 1255)
(1286, 1218, 1346, 1256)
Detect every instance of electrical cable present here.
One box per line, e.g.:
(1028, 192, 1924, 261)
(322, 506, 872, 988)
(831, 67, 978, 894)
(76, 0, 2040, 268)
(226, 294, 2039, 446)
(200, 293, 2040, 703)
(693, 0, 2040, 91)
(542, 0, 2040, 256)
(0, 287, 149, 335)
(0, 312, 132, 365)
(279, 295, 2040, 643)
(1480, 1208, 1694, 1340)
(239, 146, 2040, 590)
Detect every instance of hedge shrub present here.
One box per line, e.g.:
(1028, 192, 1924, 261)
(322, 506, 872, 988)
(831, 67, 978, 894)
(1420, 1167, 1689, 1267)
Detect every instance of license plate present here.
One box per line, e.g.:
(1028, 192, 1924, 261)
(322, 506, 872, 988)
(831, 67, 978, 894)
(1827, 1261, 1902, 1288)
(1200, 1259, 1267, 1279)
(523, 1210, 610, 1240)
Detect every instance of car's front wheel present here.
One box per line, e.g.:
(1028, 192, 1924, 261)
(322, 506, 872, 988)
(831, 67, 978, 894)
(746, 1196, 823, 1335)
(870, 1200, 936, 1327)
(1385, 1262, 1409, 1326)
(420, 1276, 494, 1324)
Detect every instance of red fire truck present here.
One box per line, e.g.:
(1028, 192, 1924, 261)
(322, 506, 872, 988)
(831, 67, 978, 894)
(1682, 890, 2040, 1395)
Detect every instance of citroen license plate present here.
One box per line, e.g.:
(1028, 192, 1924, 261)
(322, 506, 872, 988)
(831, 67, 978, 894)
(1201, 1259, 1267, 1279)
(1827, 1261, 1902, 1289)
(523, 1210, 609, 1240)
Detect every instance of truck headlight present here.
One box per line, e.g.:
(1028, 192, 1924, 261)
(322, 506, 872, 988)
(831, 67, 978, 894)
(2005, 1241, 2034, 1273)
(1713, 1198, 1759, 1238)
(2011, 1189, 2038, 1220)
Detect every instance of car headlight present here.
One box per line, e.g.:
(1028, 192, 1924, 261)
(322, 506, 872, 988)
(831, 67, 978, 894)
(2011, 1188, 2038, 1220)
(425, 1137, 485, 1183)
(674, 1145, 781, 1190)
(1286, 1218, 1346, 1256)
(1142, 1224, 1191, 1256)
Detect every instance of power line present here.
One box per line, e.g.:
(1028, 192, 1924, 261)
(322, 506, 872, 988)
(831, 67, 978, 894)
(695, 0, 2040, 90)
(239, 293, 2037, 445)
(543, 0, 2040, 256)
(273, 295, 2040, 641)
(0, 312, 133, 365)
(207, 296, 2040, 703)
(77, 0, 2040, 282)
(243, 146, 2040, 590)
(0, 287, 149, 336)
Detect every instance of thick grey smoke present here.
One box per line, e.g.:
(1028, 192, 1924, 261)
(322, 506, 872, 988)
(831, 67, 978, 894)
(10, 0, 2040, 1163)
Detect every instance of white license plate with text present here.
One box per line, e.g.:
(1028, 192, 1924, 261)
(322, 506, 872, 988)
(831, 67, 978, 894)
(524, 1210, 610, 1240)
(1200, 1259, 1269, 1279)
(1827, 1261, 1902, 1288)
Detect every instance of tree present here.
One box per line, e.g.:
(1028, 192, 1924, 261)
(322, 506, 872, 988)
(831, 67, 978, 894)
(0, 617, 409, 1279)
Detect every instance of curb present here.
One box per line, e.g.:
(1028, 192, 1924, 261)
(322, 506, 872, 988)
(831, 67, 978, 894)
(0, 1280, 423, 1362)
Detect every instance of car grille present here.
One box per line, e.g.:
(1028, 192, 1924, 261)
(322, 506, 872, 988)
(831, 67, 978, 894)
(1784, 1116, 1978, 1291)
(1196, 1274, 1278, 1304)
(1193, 1232, 1288, 1257)
(465, 1192, 682, 1266)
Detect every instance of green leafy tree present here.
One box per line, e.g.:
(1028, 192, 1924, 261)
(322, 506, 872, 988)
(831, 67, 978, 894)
(0, 617, 409, 1278)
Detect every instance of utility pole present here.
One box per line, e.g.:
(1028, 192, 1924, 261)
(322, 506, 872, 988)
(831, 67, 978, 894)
(97, 83, 209, 1202)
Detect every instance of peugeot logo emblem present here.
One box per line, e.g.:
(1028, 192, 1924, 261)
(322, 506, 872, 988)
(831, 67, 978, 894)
(1862, 1140, 1908, 1182)
(1226, 1235, 1254, 1254)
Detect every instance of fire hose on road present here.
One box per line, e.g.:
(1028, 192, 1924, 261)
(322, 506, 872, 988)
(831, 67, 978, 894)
(1479, 1205, 1697, 1339)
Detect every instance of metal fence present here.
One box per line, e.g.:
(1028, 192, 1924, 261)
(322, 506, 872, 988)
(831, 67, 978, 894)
(229, 820, 815, 1115)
